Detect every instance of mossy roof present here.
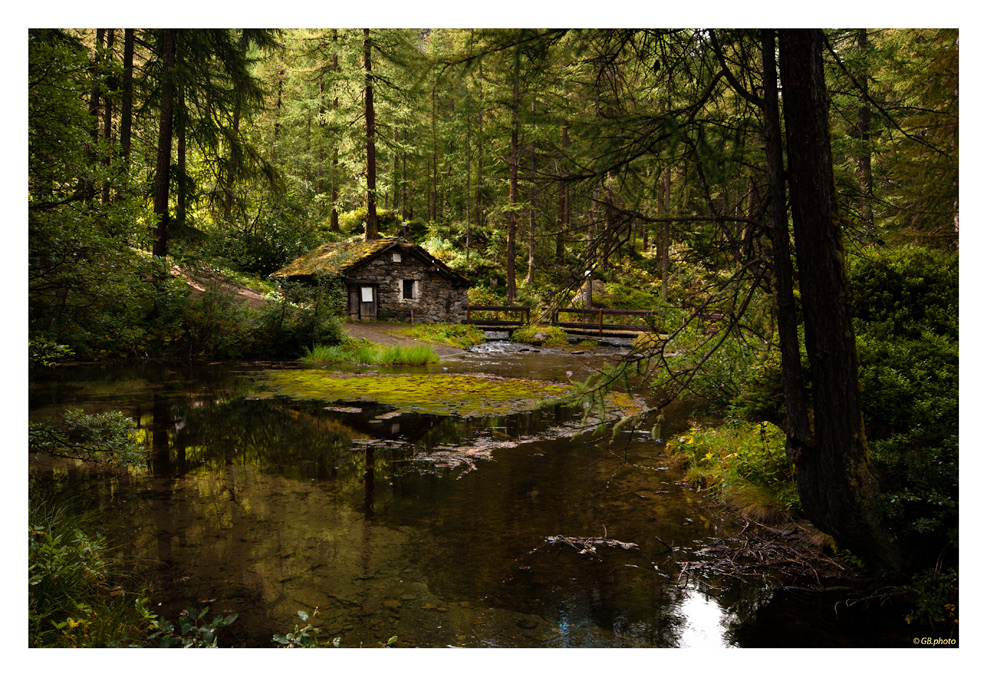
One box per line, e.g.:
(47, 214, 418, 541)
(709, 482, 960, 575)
(271, 236, 469, 286)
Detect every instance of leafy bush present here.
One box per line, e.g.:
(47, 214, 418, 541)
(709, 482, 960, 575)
(144, 605, 239, 648)
(29, 336, 75, 367)
(273, 609, 341, 648)
(849, 245, 958, 340)
(849, 246, 958, 570)
(200, 204, 324, 277)
(28, 493, 150, 647)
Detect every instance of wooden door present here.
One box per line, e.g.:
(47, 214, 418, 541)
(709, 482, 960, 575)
(348, 287, 360, 320)
(359, 285, 377, 320)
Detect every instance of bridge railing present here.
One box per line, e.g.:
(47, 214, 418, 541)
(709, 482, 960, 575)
(465, 305, 531, 327)
(465, 305, 664, 337)
(551, 308, 662, 336)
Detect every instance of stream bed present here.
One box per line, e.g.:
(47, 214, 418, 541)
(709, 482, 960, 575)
(28, 344, 916, 648)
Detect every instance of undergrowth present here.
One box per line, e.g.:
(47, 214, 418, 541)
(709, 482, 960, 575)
(665, 420, 799, 524)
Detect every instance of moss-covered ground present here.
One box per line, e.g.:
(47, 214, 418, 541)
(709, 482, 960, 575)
(259, 370, 579, 417)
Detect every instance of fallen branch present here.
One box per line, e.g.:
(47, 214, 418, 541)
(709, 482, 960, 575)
(539, 527, 639, 557)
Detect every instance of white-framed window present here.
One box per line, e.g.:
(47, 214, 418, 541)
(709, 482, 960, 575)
(361, 286, 374, 302)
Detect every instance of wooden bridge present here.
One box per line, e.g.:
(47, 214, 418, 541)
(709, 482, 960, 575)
(465, 305, 662, 338)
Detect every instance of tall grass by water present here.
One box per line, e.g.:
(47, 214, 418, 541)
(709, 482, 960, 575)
(300, 339, 439, 366)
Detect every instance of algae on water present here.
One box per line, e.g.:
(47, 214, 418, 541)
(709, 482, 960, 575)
(258, 370, 577, 418)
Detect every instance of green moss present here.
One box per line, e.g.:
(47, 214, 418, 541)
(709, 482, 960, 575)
(511, 325, 568, 347)
(391, 323, 486, 349)
(272, 237, 401, 279)
(259, 370, 577, 417)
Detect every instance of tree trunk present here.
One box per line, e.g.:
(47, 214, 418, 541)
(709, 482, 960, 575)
(524, 105, 536, 287)
(430, 84, 438, 222)
(100, 29, 115, 204)
(506, 47, 520, 304)
(176, 85, 187, 230)
(390, 129, 399, 212)
(363, 28, 379, 241)
(401, 124, 408, 222)
(855, 29, 874, 230)
(778, 28, 901, 570)
(760, 29, 811, 451)
(152, 29, 177, 258)
(476, 59, 485, 231)
(271, 59, 284, 161)
(330, 30, 340, 231)
(556, 123, 569, 263)
(222, 31, 249, 218)
(660, 169, 670, 301)
(465, 115, 472, 260)
(120, 29, 134, 164)
(83, 28, 104, 204)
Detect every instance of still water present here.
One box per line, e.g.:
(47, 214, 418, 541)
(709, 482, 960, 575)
(27, 345, 902, 648)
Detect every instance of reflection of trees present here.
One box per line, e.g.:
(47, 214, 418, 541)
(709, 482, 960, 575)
(167, 399, 355, 480)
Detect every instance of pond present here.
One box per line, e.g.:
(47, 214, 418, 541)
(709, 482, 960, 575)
(28, 344, 913, 648)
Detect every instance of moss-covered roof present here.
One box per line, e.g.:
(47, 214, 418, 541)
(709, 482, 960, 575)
(271, 237, 401, 279)
(272, 237, 470, 286)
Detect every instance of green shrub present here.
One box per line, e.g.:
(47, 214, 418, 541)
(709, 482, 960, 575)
(29, 336, 75, 367)
(849, 245, 958, 340)
(850, 246, 958, 569)
(28, 494, 150, 647)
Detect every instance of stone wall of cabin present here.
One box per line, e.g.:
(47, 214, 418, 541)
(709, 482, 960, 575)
(346, 247, 469, 323)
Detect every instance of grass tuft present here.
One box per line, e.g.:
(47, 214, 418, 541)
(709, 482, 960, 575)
(300, 339, 439, 366)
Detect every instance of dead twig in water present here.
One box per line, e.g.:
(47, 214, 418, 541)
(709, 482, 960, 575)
(536, 526, 638, 557)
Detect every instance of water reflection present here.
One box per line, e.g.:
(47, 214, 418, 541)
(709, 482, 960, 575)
(675, 587, 733, 648)
(29, 360, 767, 647)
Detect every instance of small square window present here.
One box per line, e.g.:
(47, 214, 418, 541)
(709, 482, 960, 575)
(392, 252, 402, 263)
(402, 279, 416, 300)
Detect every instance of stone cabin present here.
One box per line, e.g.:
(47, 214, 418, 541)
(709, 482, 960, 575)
(271, 237, 471, 323)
